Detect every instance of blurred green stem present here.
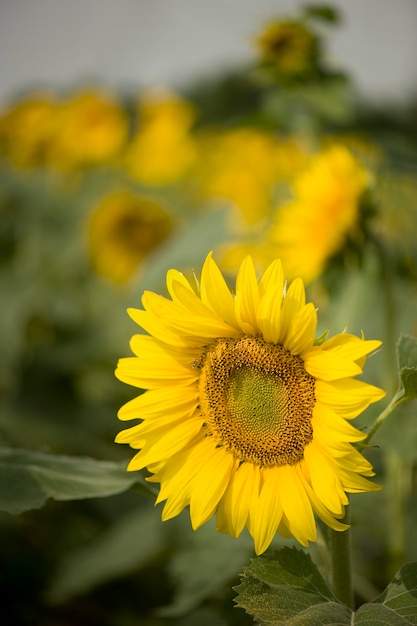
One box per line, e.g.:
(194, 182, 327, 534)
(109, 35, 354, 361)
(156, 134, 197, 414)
(363, 389, 411, 574)
(385, 448, 412, 575)
(330, 506, 354, 609)
(363, 389, 406, 445)
(368, 233, 411, 576)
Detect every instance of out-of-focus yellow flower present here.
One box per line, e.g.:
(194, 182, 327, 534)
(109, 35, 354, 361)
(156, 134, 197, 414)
(51, 90, 128, 170)
(88, 190, 173, 283)
(268, 144, 371, 283)
(0, 93, 59, 168)
(125, 90, 197, 185)
(193, 127, 308, 226)
(255, 19, 319, 77)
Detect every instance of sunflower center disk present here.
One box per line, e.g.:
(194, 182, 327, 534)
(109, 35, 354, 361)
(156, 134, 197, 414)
(199, 336, 316, 467)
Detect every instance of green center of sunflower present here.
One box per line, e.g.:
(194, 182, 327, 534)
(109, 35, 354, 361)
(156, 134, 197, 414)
(198, 336, 315, 467)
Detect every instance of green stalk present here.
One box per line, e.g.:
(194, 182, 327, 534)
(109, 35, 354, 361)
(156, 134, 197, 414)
(385, 448, 412, 574)
(330, 506, 354, 609)
(363, 390, 406, 445)
(366, 233, 411, 576)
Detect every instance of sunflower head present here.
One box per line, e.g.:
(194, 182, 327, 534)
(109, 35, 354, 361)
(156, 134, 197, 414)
(268, 144, 372, 284)
(193, 128, 308, 227)
(88, 190, 173, 283)
(0, 93, 59, 168)
(51, 90, 128, 170)
(116, 253, 385, 553)
(125, 90, 197, 185)
(255, 19, 320, 77)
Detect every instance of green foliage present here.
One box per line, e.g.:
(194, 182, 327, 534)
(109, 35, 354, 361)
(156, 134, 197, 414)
(47, 505, 166, 603)
(396, 334, 417, 402)
(302, 5, 341, 24)
(158, 518, 253, 618)
(235, 548, 417, 625)
(0, 447, 155, 515)
(235, 548, 351, 625)
(1, 3, 417, 624)
(355, 562, 417, 624)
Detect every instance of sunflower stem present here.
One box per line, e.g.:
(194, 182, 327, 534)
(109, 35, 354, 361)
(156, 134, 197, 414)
(363, 390, 405, 445)
(330, 506, 354, 609)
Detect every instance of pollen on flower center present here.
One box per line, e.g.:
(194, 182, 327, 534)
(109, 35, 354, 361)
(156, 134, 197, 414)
(198, 336, 316, 467)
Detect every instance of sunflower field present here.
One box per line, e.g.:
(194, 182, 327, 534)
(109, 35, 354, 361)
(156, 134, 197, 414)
(2, 5, 417, 625)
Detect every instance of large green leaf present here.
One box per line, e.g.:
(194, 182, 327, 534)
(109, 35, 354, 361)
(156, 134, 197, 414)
(0, 447, 156, 515)
(234, 547, 351, 625)
(355, 562, 417, 624)
(235, 549, 417, 625)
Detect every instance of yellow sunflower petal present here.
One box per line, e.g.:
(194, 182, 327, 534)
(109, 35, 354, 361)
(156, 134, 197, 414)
(157, 465, 197, 520)
(284, 302, 317, 355)
(152, 435, 207, 520)
(304, 348, 363, 380)
(216, 461, 260, 538)
(127, 307, 190, 348)
(256, 259, 286, 343)
(335, 465, 381, 493)
(256, 288, 282, 344)
(321, 333, 381, 359)
(277, 516, 293, 539)
(200, 252, 239, 329)
(115, 357, 196, 389)
(129, 334, 194, 365)
(312, 403, 366, 445)
(304, 441, 348, 515)
(297, 463, 350, 532)
(189, 440, 236, 530)
(126, 415, 203, 469)
(117, 386, 199, 421)
(141, 290, 237, 345)
(334, 446, 376, 476)
(315, 378, 386, 419)
(259, 258, 285, 298)
(249, 467, 283, 555)
(277, 277, 306, 344)
(116, 405, 202, 442)
(161, 486, 191, 520)
(166, 268, 195, 301)
(304, 337, 382, 381)
(115, 351, 196, 389)
(278, 464, 316, 546)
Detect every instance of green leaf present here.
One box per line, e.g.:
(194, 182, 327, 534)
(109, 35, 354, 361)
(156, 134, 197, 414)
(236, 550, 417, 625)
(355, 561, 417, 624)
(0, 447, 156, 515)
(303, 4, 341, 24)
(234, 547, 351, 625)
(397, 335, 417, 401)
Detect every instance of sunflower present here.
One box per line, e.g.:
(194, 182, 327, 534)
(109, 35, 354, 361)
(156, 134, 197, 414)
(0, 92, 59, 168)
(192, 127, 308, 226)
(88, 190, 173, 283)
(115, 253, 385, 554)
(124, 90, 197, 185)
(268, 144, 371, 284)
(51, 90, 128, 170)
(255, 19, 320, 77)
